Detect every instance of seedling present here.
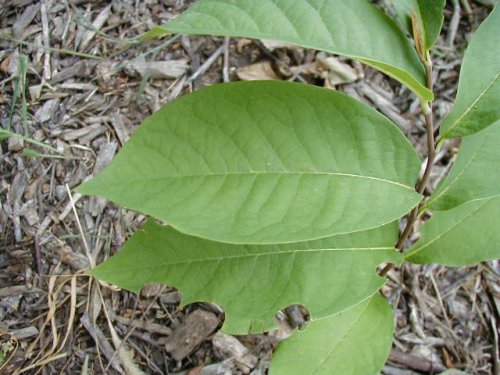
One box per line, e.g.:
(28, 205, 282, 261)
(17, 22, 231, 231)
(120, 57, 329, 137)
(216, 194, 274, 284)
(78, 1, 500, 373)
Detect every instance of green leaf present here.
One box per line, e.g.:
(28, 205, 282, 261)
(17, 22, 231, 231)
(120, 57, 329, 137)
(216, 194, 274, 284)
(426, 120, 500, 210)
(78, 81, 421, 244)
(270, 294, 394, 375)
(390, 0, 445, 50)
(0, 129, 14, 140)
(406, 196, 500, 266)
(155, 0, 432, 100)
(91, 220, 402, 334)
(440, 5, 500, 139)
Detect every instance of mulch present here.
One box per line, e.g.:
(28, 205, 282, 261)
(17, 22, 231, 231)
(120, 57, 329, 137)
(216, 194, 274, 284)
(0, 0, 498, 374)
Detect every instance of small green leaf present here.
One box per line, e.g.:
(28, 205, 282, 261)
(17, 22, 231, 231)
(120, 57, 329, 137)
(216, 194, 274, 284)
(0, 129, 14, 140)
(270, 293, 394, 375)
(91, 220, 402, 334)
(418, 0, 446, 49)
(155, 0, 432, 100)
(22, 149, 43, 158)
(440, 5, 500, 139)
(391, 0, 445, 50)
(406, 196, 500, 266)
(78, 81, 421, 244)
(426, 120, 500, 210)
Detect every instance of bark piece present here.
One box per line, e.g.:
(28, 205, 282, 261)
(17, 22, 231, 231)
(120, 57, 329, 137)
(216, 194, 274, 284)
(165, 310, 220, 361)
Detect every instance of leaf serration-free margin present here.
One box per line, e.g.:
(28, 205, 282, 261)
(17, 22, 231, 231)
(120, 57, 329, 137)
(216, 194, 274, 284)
(145, 0, 432, 100)
(90, 220, 402, 334)
(270, 294, 393, 375)
(78, 81, 421, 245)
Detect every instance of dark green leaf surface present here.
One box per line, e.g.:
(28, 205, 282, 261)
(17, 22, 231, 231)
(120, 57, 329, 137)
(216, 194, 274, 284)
(391, 0, 445, 50)
(78, 81, 421, 244)
(154, 0, 431, 100)
(91, 220, 401, 334)
(270, 294, 393, 375)
(418, 0, 446, 49)
(406, 196, 500, 265)
(440, 5, 500, 139)
(426, 120, 500, 210)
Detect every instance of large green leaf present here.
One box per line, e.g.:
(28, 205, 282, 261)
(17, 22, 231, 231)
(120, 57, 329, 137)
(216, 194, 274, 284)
(440, 5, 500, 139)
(149, 0, 432, 100)
(406, 196, 500, 266)
(78, 81, 421, 244)
(90, 220, 402, 334)
(426, 120, 500, 211)
(270, 293, 393, 375)
(390, 0, 445, 50)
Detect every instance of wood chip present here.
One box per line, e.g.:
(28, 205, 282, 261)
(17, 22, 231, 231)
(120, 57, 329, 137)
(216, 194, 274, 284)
(34, 98, 60, 124)
(260, 39, 299, 51)
(7, 135, 24, 152)
(213, 332, 258, 372)
(164, 309, 220, 361)
(88, 141, 117, 216)
(78, 5, 112, 52)
(128, 60, 189, 79)
(51, 60, 98, 84)
(81, 312, 124, 374)
(0, 285, 43, 298)
(236, 61, 280, 81)
(12, 3, 40, 38)
(316, 53, 359, 85)
(388, 349, 446, 373)
(61, 123, 106, 143)
(57, 245, 91, 270)
(110, 113, 131, 145)
(11, 326, 39, 340)
(356, 82, 411, 131)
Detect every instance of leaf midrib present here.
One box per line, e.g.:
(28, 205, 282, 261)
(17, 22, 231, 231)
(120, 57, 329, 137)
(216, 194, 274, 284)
(96, 246, 394, 273)
(408, 195, 500, 258)
(442, 73, 500, 138)
(131, 171, 416, 191)
(311, 297, 371, 374)
(426, 145, 482, 208)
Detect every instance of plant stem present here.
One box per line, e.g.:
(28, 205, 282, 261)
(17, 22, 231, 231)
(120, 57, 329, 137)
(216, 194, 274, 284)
(380, 61, 435, 277)
(396, 111, 435, 249)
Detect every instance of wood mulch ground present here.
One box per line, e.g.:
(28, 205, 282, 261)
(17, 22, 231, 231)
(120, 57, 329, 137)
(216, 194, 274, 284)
(0, 1, 498, 374)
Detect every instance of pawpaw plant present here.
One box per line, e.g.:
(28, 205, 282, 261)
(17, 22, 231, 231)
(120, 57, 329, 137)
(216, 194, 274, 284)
(78, 1, 500, 374)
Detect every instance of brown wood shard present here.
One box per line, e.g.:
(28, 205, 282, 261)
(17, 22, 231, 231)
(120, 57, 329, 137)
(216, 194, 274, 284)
(164, 309, 220, 361)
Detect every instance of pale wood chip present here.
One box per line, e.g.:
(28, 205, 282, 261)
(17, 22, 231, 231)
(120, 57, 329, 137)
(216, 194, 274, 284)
(88, 141, 117, 216)
(79, 5, 112, 52)
(7, 135, 24, 151)
(0, 285, 43, 298)
(110, 112, 131, 145)
(128, 60, 189, 79)
(11, 326, 39, 340)
(34, 98, 60, 124)
(57, 245, 90, 270)
(60, 123, 107, 144)
(236, 61, 280, 81)
(51, 60, 98, 84)
(12, 3, 40, 38)
(213, 332, 258, 372)
(81, 312, 125, 375)
(316, 52, 359, 85)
